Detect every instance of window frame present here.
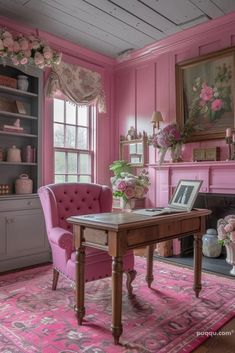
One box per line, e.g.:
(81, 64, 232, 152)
(52, 98, 95, 183)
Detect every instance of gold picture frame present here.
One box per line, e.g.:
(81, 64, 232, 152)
(176, 48, 235, 141)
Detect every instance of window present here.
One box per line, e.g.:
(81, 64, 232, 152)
(53, 98, 94, 183)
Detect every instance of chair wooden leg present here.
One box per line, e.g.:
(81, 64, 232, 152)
(125, 269, 137, 298)
(52, 268, 59, 290)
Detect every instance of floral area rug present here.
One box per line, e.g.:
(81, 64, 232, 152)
(0, 257, 234, 353)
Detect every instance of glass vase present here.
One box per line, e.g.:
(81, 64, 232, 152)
(170, 143, 183, 162)
(120, 198, 135, 211)
(158, 148, 167, 165)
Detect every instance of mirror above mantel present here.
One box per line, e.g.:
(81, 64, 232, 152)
(119, 132, 148, 167)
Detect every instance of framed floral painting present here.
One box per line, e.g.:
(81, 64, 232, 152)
(176, 48, 235, 141)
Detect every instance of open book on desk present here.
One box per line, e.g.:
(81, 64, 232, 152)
(132, 179, 203, 217)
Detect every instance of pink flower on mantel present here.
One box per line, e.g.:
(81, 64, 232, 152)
(211, 98, 223, 111)
(200, 83, 214, 101)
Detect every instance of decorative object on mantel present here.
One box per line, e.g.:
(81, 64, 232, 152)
(109, 160, 150, 211)
(120, 131, 148, 166)
(150, 123, 184, 164)
(0, 27, 61, 69)
(217, 215, 235, 276)
(193, 147, 220, 161)
(225, 127, 235, 160)
(45, 60, 106, 113)
(202, 228, 222, 258)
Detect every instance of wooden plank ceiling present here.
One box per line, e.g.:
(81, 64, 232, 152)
(0, 0, 234, 58)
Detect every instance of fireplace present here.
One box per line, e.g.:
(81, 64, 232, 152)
(180, 192, 235, 255)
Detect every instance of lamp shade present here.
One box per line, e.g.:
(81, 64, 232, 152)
(151, 111, 163, 124)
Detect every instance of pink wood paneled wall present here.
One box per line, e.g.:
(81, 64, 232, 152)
(114, 12, 235, 206)
(0, 15, 115, 187)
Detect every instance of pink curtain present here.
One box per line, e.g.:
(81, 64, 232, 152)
(45, 61, 106, 113)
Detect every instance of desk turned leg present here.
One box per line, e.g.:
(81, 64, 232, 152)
(74, 246, 85, 325)
(111, 256, 123, 345)
(193, 234, 202, 298)
(146, 245, 154, 288)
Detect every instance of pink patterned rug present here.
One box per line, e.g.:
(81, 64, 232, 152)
(0, 257, 234, 353)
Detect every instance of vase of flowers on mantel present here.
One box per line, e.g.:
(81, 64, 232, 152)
(109, 160, 150, 211)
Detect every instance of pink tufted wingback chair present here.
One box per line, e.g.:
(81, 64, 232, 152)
(38, 183, 136, 296)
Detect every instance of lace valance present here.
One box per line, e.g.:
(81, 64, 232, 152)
(45, 61, 106, 113)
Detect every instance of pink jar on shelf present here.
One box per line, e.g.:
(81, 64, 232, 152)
(15, 174, 33, 194)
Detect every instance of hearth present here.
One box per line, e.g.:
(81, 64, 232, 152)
(180, 192, 235, 256)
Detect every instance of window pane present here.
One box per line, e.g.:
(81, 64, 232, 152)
(53, 99, 64, 123)
(66, 102, 76, 125)
(67, 175, 78, 182)
(79, 175, 91, 182)
(68, 153, 77, 173)
(78, 106, 88, 126)
(55, 151, 66, 173)
(77, 127, 88, 149)
(79, 154, 90, 174)
(54, 124, 64, 147)
(55, 175, 65, 183)
(65, 125, 76, 148)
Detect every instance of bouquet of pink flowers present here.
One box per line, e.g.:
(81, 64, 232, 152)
(217, 215, 235, 245)
(152, 124, 182, 149)
(0, 28, 61, 69)
(110, 160, 150, 203)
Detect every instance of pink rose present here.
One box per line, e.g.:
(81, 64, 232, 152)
(19, 38, 29, 51)
(224, 224, 233, 233)
(116, 180, 127, 191)
(124, 186, 135, 199)
(2, 31, 12, 38)
(13, 41, 20, 52)
(24, 50, 32, 58)
(20, 57, 28, 65)
(34, 52, 44, 66)
(200, 84, 213, 101)
(211, 99, 223, 111)
(3, 36, 14, 49)
(43, 46, 53, 59)
(32, 40, 40, 49)
(11, 56, 19, 65)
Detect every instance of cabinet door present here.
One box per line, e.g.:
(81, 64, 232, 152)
(0, 215, 6, 256)
(6, 209, 48, 256)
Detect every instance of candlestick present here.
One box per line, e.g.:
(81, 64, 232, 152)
(226, 128, 232, 137)
(226, 135, 232, 160)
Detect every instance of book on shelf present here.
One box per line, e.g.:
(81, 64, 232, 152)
(2, 124, 24, 132)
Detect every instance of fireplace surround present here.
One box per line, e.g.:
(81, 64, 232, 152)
(150, 160, 235, 256)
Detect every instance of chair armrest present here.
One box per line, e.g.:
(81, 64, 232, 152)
(49, 227, 73, 251)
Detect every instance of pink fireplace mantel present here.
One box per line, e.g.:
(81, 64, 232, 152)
(149, 161, 235, 207)
(149, 160, 235, 256)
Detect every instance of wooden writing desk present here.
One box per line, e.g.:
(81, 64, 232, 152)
(68, 208, 211, 344)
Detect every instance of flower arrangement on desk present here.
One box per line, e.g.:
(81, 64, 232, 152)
(0, 28, 62, 69)
(109, 160, 150, 207)
(217, 215, 235, 245)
